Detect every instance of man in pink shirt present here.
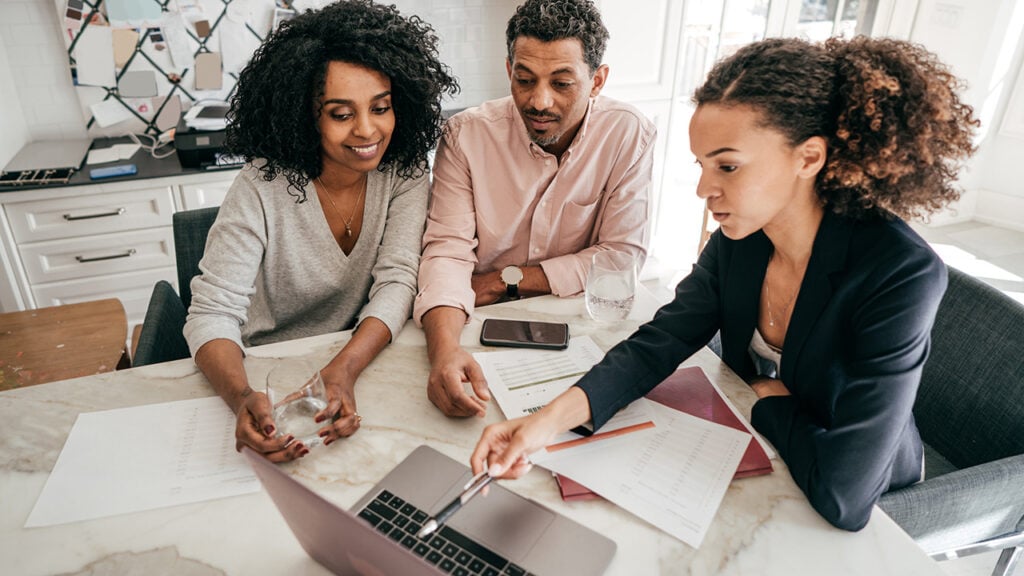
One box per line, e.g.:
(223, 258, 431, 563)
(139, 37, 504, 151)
(414, 0, 656, 418)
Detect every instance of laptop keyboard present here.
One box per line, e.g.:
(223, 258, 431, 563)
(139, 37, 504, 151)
(357, 489, 536, 576)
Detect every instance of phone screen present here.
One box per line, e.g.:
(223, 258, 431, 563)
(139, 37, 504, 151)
(479, 319, 569, 350)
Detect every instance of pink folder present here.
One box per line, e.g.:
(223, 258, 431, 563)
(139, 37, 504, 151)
(556, 366, 773, 501)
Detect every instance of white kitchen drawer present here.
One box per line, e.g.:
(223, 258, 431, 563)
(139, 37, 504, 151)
(31, 266, 178, 327)
(19, 227, 174, 284)
(180, 179, 233, 210)
(5, 187, 175, 243)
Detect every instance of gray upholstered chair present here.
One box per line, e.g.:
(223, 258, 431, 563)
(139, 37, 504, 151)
(132, 206, 219, 367)
(878, 265, 1024, 576)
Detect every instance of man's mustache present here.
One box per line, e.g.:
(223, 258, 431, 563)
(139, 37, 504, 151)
(524, 108, 560, 121)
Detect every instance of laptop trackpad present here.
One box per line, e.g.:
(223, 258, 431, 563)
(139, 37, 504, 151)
(449, 484, 555, 560)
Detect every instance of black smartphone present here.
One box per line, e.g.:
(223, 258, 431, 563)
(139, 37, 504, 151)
(479, 318, 570, 350)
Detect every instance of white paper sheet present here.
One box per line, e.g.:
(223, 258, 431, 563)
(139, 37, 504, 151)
(89, 98, 134, 128)
(539, 399, 750, 549)
(26, 396, 260, 528)
(86, 143, 139, 164)
(475, 335, 655, 457)
(74, 25, 116, 87)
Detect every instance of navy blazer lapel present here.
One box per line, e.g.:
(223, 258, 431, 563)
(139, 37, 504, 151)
(721, 231, 772, 379)
(781, 211, 852, 382)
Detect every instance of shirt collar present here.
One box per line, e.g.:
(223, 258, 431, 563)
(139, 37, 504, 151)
(511, 96, 597, 161)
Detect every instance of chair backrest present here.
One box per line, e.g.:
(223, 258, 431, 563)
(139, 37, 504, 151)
(172, 206, 219, 309)
(132, 280, 190, 367)
(913, 265, 1024, 470)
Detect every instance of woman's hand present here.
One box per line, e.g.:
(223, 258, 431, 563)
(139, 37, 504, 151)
(750, 377, 791, 398)
(470, 414, 557, 479)
(235, 387, 308, 462)
(470, 387, 592, 479)
(316, 364, 362, 444)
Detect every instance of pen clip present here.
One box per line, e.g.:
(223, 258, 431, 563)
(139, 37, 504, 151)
(460, 470, 494, 502)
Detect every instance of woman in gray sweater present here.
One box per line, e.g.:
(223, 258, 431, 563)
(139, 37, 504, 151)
(184, 1, 458, 462)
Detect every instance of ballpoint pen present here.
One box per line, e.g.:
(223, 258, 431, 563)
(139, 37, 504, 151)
(416, 469, 495, 539)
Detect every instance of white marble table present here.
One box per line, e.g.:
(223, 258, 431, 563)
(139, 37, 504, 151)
(0, 292, 943, 576)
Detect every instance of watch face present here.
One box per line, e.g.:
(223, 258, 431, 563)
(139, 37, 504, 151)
(501, 266, 523, 285)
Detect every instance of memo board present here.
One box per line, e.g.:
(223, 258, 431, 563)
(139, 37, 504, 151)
(59, 0, 295, 137)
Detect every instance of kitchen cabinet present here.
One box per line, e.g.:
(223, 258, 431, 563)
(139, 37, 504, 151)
(0, 169, 237, 330)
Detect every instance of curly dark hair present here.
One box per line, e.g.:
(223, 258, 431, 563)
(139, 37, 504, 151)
(505, 0, 609, 74)
(694, 36, 978, 220)
(225, 0, 459, 200)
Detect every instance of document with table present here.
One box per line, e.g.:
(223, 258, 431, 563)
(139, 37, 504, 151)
(474, 336, 752, 548)
(26, 396, 259, 527)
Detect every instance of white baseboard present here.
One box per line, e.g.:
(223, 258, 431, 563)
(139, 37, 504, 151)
(974, 189, 1024, 232)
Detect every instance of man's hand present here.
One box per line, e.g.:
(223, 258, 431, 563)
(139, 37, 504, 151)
(472, 266, 553, 306)
(422, 307, 491, 418)
(427, 345, 490, 417)
(472, 270, 505, 307)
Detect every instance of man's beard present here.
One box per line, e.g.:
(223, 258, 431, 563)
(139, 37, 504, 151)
(523, 107, 561, 148)
(528, 131, 560, 147)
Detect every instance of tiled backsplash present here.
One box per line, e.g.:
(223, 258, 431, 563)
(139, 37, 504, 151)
(0, 0, 518, 143)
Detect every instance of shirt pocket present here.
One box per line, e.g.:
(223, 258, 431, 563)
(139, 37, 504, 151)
(556, 196, 600, 255)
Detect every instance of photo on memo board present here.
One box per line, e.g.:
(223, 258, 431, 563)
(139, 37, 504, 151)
(59, 0, 288, 137)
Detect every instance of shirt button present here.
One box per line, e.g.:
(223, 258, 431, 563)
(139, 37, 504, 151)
(533, 248, 540, 254)
(545, 159, 552, 166)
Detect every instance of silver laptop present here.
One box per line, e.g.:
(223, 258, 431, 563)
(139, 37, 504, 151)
(243, 444, 616, 576)
(3, 139, 91, 172)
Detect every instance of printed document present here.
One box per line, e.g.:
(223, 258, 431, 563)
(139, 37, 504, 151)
(26, 396, 260, 527)
(474, 335, 655, 455)
(540, 399, 750, 549)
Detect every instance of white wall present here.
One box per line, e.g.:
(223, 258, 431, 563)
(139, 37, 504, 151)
(389, 0, 518, 110)
(0, 0, 517, 165)
(0, 1, 55, 168)
(909, 0, 1024, 230)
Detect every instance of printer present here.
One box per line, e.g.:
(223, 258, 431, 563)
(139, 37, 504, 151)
(174, 103, 229, 169)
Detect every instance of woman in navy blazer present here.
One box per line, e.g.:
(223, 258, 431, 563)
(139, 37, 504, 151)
(470, 36, 978, 531)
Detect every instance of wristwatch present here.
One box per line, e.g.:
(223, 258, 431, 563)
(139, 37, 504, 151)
(500, 265, 524, 299)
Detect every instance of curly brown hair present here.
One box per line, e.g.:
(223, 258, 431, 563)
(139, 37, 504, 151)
(226, 0, 459, 201)
(694, 36, 978, 220)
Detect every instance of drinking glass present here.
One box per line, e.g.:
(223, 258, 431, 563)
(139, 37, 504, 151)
(265, 360, 328, 448)
(585, 250, 637, 322)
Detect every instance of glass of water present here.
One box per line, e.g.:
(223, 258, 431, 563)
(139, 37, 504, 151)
(585, 250, 637, 322)
(265, 360, 329, 448)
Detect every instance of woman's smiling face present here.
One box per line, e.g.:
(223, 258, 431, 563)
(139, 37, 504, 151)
(318, 61, 395, 179)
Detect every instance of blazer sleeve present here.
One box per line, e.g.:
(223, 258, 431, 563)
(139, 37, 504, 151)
(575, 231, 726, 429)
(750, 247, 947, 531)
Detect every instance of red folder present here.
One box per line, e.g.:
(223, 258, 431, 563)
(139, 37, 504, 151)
(555, 366, 773, 501)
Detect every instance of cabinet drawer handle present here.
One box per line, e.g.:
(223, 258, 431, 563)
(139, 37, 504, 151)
(63, 207, 126, 221)
(75, 248, 137, 263)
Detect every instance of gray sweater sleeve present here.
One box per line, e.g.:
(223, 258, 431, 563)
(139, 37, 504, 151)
(183, 171, 266, 356)
(356, 171, 428, 340)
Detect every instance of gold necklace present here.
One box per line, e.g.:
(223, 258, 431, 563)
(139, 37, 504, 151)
(316, 176, 366, 238)
(765, 255, 799, 328)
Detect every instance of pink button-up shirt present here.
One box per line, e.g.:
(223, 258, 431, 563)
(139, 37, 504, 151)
(414, 95, 655, 324)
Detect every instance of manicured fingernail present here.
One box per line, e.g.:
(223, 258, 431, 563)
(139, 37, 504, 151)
(264, 425, 275, 435)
